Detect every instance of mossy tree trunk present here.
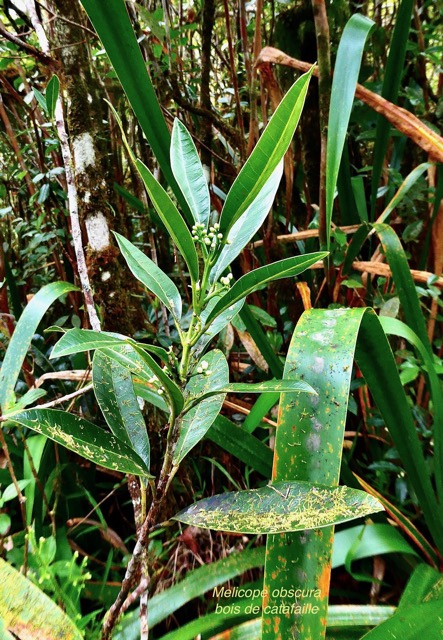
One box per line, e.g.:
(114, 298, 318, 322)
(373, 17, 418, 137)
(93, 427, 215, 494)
(50, 0, 142, 333)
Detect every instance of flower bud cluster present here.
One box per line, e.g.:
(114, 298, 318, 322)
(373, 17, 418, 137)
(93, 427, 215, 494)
(220, 273, 233, 287)
(191, 222, 231, 253)
(196, 360, 212, 376)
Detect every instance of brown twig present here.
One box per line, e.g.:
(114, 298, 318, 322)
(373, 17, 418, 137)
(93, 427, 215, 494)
(255, 47, 443, 163)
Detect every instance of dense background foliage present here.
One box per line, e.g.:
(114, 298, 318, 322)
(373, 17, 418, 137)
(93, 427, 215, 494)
(0, 0, 442, 638)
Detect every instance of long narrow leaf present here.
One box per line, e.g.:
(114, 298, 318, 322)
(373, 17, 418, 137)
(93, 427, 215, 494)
(170, 118, 211, 227)
(135, 159, 199, 283)
(93, 351, 150, 470)
(10, 409, 149, 476)
(174, 482, 382, 533)
(79, 0, 190, 219)
(326, 14, 374, 249)
(114, 232, 182, 321)
(205, 252, 327, 326)
(219, 70, 313, 234)
(173, 351, 228, 465)
(370, 0, 415, 218)
(0, 282, 78, 413)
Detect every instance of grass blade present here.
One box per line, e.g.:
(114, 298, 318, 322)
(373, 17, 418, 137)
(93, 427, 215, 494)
(0, 282, 78, 413)
(325, 14, 374, 250)
(369, 0, 415, 218)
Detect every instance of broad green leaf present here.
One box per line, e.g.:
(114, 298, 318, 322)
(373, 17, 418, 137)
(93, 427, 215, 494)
(93, 351, 150, 469)
(10, 409, 150, 477)
(0, 282, 78, 413)
(361, 601, 443, 639)
(135, 159, 199, 283)
(370, 0, 415, 218)
(174, 482, 383, 533)
(207, 607, 397, 640)
(207, 415, 273, 478)
(0, 558, 82, 640)
(1, 480, 31, 504)
(397, 564, 443, 608)
(114, 547, 265, 638)
(205, 252, 327, 326)
(95, 343, 183, 417)
(211, 161, 283, 282)
(114, 232, 182, 320)
(14, 388, 47, 410)
(326, 14, 374, 249)
(219, 69, 313, 234)
(263, 307, 443, 640)
(46, 75, 60, 120)
(173, 351, 228, 465)
(332, 523, 418, 570)
(51, 327, 169, 364)
(79, 0, 191, 220)
(194, 379, 316, 404)
(170, 118, 210, 227)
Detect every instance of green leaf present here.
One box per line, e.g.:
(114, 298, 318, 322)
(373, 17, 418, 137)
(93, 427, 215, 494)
(219, 69, 313, 235)
(207, 415, 273, 478)
(211, 162, 283, 282)
(205, 252, 327, 327)
(79, 0, 191, 219)
(397, 564, 443, 608)
(173, 482, 383, 533)
(135, 159, 199, 283)
(24, 435, 47, 525)
(1, 480, 31, 504)
(114, 547, 266, 638)
(263, 307, 442, 640)
(51, 327, 169, 364)
(373, 224, 431, 353)
(0, 282, 78, 413)
(332, 523, 418, 570)
(10, 409, 150, 477)
(0, 558, 82, 640)
(326, 14, 374, 249)
(370, 0, 415, 218)
(361, 601, 443, 639)
(170, 118, 210, 227)
(32, 86, 48, 114)
(46, 75, 60, 120)
(379, 316, 443, 505)
(194, 378, 316, 404)
(173, 351, 228, 465)
(193, 297, 244, 358)
(93, 351, 150, 470)
(114, 232, 182, 320)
